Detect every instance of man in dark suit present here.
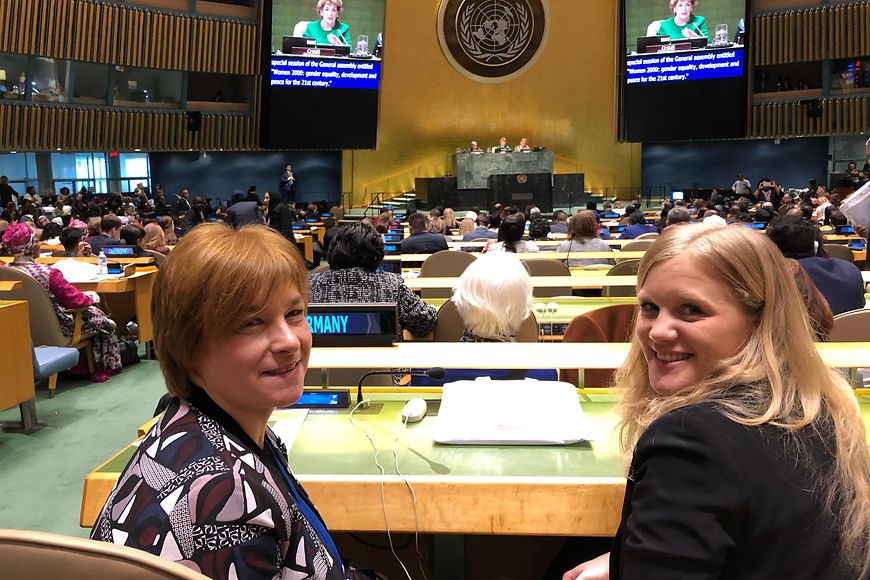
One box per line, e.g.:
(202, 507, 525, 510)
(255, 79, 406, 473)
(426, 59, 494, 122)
(174, 188, 192, 215)
(228, 191, 264, 228)
(88, 215, 124, 255)
(400, 212, 448, 254)
(767, 216, 865, 315)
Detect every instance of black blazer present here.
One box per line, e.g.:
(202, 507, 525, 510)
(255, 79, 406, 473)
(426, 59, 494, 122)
(611, 403, 848, 579)
(399, 231, 448, 254)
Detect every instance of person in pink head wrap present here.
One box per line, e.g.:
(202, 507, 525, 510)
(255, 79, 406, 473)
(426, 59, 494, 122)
(2, 223, 122, 381)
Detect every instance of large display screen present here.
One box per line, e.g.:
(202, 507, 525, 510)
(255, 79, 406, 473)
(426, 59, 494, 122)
(621, 0, 750, 142)
(261, 0, 386, 149)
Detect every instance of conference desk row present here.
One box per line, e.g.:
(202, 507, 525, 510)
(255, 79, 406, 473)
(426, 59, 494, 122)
(81, 342, 870, 532)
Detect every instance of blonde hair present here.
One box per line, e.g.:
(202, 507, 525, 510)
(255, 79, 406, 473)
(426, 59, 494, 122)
(141, 222, 166, 252)
(453, 253, 532, 339)
(615, 224, 870, 577)
(316, 0, 342, 16)
(458, 217, 475, 237)
(152, 223, 309, 399)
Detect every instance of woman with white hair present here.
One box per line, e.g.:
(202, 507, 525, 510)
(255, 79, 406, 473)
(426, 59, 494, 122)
(453, 252, 532, 342)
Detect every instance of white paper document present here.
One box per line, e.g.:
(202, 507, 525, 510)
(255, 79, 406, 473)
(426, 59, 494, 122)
(433, 379, 596, 445)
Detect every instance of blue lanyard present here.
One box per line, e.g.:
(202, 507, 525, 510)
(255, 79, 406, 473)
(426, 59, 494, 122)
(266, 441, 345, 577)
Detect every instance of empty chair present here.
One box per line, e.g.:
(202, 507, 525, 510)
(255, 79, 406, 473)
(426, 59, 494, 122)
(419, 250, 477, 298)
(560, 304, 637, 388)
(310, 262, 330, 275)
(524, 258, 572, 298)
(635, 232, 660, 240)
(33, 345, 79, 399)
(822, 243, 855, 263)
(620, 239, 654, 252)
(0, 528, 209, 580)
(433, 299, 538, 342)
(828, 308, 870, 387)
(605, 259, 641, 298)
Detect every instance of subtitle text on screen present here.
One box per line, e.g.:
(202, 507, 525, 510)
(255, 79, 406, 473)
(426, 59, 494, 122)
(271, 58, 381, 90)
(625, 49, 744, 84)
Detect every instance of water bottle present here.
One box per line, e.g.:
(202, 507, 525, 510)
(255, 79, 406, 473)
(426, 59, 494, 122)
(98, 250, 108, 276)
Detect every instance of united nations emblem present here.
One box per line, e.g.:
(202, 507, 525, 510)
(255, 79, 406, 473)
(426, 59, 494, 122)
(517, 174, 528, 184)
(438, 0, 549, 83)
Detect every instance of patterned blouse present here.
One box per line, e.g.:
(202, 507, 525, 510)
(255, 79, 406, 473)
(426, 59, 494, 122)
(309, 267, 437, 338)
(91, 388, 347, 580)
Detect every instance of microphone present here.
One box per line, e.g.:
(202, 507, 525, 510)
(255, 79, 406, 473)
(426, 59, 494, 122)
(357, 367, 446, 406)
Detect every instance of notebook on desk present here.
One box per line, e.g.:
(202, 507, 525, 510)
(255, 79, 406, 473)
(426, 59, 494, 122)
(433, 379, 596, 445)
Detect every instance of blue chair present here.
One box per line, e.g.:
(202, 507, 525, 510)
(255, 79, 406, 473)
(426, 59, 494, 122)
(33, 346, 80, 399)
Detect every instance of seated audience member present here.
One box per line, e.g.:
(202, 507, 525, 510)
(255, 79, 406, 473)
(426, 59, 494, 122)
(664, 206, 691, 229)
(812, 193, 831, 223)
(59, 226, 91, 257)
(702, 214, 727, 226)
(454, 252, 532, 342)
(486, 213, 539, 253)
(228, 190, 264, 228)
(374, 211, 393, 234)
(142, 222, 169, 255)
(427, 216, 449, 237)
(85, 216, 101, 239)
(528, 215, 551, 241)
(767, 217, 865, 315)
(462, 213, 498, 241)
(40, 222, 62, 245)
(120, 224, 149, 257)
(458, 217, 476, 238)
(2, 224, 121, 381)
(310, 222, 436, 338)
(181, 196, 211, 232)
(320, 217, 338, 253)
(158, 215, 178, 245)
(787, 258, 834, 341)
(828, 209, 848, 228)
(265, 192, 296, 240)
(557, 210, 613, 266)
(550, 210, 569, 234)
(725, 204, 749, 224)
(619, 212, 657, 239)
(400, 212, 449, 254)
(442, 207, 460, 230)
(91, 223, 364, 578)
(88, 215, 123, 255)
(562, 224, 870, 580)
(469, 140, 483, 153)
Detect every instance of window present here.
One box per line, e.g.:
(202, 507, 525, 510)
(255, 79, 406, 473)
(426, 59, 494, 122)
(0, 52, 29, 100)
(51, 152, 108, 194)
(118, 153, 151, 193)
(0, 152, 38, 192)
(113, 66, 182, 109)
(31, 57, 70, 103)
(73, 61, 110, 105)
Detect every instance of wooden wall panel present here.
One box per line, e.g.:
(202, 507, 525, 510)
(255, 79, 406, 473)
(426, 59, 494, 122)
(749, 97, 870, 139)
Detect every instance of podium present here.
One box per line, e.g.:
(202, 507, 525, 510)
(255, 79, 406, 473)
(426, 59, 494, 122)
(488, 173, 553, 213)
(455, 151, 554, 190)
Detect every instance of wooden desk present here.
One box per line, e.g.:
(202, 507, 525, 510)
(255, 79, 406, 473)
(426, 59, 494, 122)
(0, 281, 22, 292)
(72, 271, 157, 344)
(0, 300, 36, 414)
(448, 240, 638, 249)
(423, 297, 638, 324)
(2, 256, 155, 266)
(404, 275, 638, 291)
(294, 234, 314, 264)
(81, 395, 870, 534)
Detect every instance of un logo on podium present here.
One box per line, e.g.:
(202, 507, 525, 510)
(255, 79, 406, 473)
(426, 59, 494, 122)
(438, 0, 549, 83)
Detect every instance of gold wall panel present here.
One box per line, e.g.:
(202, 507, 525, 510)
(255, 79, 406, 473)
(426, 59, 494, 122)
(342, 0, 640, 207)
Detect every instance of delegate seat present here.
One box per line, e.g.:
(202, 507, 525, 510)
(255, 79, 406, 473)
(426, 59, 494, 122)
(419, 250, 477, 298)
(605, 259, 641, 298)
(433, 299, 538, 342)
(524, 258, 572, 298)
(822, 243, 855, 263)
(0, 529, 209, 580)
(560, 304, 637, 388)
(0, 268, 96, 386)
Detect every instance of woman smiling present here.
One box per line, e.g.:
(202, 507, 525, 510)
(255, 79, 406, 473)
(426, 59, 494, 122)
(564, 225, 870, 579)
(91, 224, 350, 579)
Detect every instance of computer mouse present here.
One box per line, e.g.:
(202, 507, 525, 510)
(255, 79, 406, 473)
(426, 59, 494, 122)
(401, 398, 428, 423)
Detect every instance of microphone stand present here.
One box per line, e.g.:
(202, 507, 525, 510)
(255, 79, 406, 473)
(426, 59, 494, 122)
(357, 367, 446, 407)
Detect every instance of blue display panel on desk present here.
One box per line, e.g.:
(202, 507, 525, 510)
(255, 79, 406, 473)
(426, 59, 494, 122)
(306, 302, 397, 346)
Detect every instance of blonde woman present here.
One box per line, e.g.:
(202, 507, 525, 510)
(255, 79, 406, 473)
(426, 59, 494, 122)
(564, 224, 870, 580)
(442, 207, 460, 230)
(458, 217, 475, 238)
(141, 222, 169, 255)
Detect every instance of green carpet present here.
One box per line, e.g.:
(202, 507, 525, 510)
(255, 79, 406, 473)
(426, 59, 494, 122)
(0, 358, 166, 537)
